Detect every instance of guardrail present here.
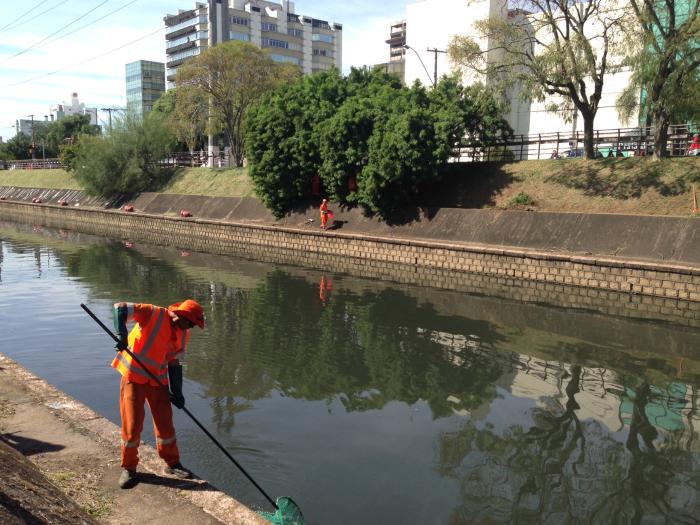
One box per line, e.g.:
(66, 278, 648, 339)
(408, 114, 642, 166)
(3, 159, 63, 170)
(456, 123, 699, 162)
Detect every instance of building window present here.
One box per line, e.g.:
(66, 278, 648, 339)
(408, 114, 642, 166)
(262, 38, 288, 49)
(313, 48, 333, 57)
(269, 53, 302, 65)
(230, 31, 250, 41)
(232, 16, 249, 26)
(287, 27, 303, 38)
(166, 15, 207, 35)
(261, 22, 277, 32)
(312, 33, 334, 43)
(312, 19, 331, 30)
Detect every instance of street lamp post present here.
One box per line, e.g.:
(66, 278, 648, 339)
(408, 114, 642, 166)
(403, 44, 435, 87)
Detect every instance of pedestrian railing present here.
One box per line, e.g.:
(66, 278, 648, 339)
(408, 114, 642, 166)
(455, 123, 699, 162)
(3, 159, 64, 170)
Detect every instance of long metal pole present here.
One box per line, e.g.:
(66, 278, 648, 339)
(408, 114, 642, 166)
(80, 303, 278, 510)
(403, 45, 433, 87)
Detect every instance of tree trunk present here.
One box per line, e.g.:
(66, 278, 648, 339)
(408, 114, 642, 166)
(652, 108, 670, 161)
(582, 111, 596, 159)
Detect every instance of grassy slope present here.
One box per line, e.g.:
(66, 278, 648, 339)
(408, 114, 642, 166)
(434, 157, 700, 216)
(2, 158, 700, 216)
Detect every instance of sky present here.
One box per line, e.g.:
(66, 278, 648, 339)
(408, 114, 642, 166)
(0, 0, 414, 139)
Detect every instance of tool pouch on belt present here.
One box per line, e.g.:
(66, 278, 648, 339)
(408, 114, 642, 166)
(168, 364, 185, 409)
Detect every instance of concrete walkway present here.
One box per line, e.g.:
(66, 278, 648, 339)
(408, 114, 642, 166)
(0, 353, 269, 525)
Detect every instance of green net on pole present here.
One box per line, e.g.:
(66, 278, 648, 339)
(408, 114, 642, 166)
(258, 497, 306, 525)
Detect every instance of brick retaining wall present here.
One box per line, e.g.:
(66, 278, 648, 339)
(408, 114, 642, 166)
(2, 201, 700, 309)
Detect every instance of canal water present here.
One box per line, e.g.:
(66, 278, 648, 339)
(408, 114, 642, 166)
(1, 219, 700, 524)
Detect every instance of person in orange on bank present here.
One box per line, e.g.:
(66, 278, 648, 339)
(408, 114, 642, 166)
(112, 299, 205, 489)
(319, 198, 334, 230)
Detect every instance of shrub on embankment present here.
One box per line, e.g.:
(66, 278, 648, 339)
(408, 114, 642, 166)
(245, 68, 512, 219)
(72, 113, 177, 198)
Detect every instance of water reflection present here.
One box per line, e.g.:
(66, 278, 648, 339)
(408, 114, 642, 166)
(2, 221, 700, 523)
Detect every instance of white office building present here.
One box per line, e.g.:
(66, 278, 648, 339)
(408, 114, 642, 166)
(49, 93, 98, 125)
(164, 0, 343, 89)
(402, 0, 635, 145)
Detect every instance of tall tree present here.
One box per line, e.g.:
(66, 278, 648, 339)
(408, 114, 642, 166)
(152, 88, 207, 164)
(175, 41, 301, 167)
(618, 0, 700, 159)
(448, 0, 628, 159)
(45, 114, 100, 153)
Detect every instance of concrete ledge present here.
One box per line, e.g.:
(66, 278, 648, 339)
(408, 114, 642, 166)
(2, 196, 700, 302)
(0, 353, 269, 525)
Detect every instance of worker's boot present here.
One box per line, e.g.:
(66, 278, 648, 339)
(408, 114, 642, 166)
(166, 462, 193, 479)
(118, 469, 138, 489)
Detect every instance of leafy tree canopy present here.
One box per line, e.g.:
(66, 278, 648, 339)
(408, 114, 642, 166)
(448, 0, 629, 159)
(175, 41, 302, 167)
(246, 67, 511, 220)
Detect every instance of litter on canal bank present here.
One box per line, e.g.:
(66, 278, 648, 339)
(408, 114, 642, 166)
(0, 352, 269, 525)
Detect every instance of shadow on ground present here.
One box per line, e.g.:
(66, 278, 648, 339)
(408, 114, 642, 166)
(545, 159, 700, 199)
(0, 433, 64, 456)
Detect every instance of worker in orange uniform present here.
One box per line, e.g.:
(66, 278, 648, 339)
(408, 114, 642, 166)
(112, 299, 205, 489)
(320, 198, 333, 230)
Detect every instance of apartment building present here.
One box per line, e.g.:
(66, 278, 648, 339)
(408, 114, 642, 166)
(382, 20, 406, 82)
(164, 0, 343, 88)
(125, 60, 166, 118)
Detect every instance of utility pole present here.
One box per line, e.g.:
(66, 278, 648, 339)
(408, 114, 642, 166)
(27, 114, 35, 160)
(426, 48, 447, 87)
(101, 108, 115, 131)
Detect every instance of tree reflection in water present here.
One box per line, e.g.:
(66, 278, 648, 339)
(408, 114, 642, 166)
(6, 224, 700, 524)
(437, 364, 700, 524)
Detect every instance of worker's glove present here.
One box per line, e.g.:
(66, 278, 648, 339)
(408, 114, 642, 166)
(168, 364, 185, 410)
(113, 305, 129, 351)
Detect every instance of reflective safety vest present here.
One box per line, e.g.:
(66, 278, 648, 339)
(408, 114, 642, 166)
(111, 306, 189, 386)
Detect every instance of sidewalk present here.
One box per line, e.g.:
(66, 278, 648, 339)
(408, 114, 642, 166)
(0, 353, 269, 525)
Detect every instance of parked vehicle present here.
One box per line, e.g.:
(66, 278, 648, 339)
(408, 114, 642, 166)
(553, 148, 603, 159)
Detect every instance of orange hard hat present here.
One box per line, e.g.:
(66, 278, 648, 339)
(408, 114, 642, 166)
(168, 299, 205, 329)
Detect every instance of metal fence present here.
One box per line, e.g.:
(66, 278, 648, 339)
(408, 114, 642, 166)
(160, 151, 236, 168)
(4, 124, 698, 170)
(455, 123, 700, 162)
(3, 159, 63, 170)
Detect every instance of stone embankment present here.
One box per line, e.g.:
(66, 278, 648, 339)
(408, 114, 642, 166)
(1, 187, 700, 305)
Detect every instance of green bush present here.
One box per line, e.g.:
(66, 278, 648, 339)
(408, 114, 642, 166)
(246, 68, 512, 219)
(508, 191, 535, 207)
(73, 113, 176, 198)
(59, 143, 81, 172)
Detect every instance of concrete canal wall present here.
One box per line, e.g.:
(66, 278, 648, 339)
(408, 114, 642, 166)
(1, 188, 700, 305)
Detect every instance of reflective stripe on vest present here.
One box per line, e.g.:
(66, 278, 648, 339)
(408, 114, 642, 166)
(112, 307, 172, 385)
(114, 352, 168, 383)
(157, 435, 176, 446)
(122, 439, 139, 448)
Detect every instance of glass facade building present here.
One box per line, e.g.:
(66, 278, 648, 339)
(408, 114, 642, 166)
(125, 60, 166, 118)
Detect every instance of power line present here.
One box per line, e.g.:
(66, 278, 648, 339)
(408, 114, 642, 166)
(2, 0, 110, 64)
(1, 26, 165, 89)
(29, 0, 141, 54)
(0, 1, 50, 33)
(2, 0, 71, 34)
